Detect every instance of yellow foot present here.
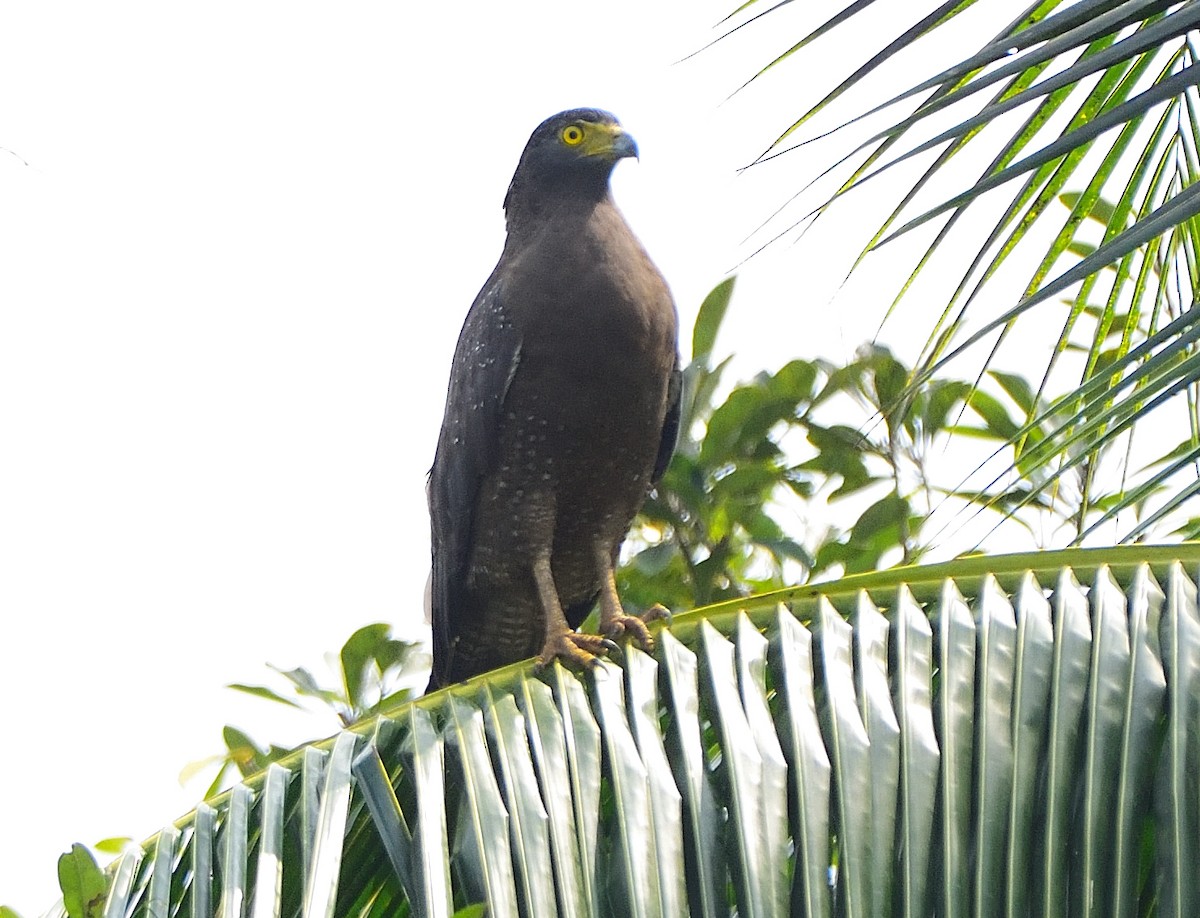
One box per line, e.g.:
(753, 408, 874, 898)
(601, 604, 672, 653)
(643, 603, 672, 624)
(538, 629, 614, 670)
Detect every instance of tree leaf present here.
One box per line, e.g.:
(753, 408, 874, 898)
(225, 683, 304, 709)
(92, 838, 133, 856)
(340, 623, 394, 711)
(57, 844, 107, 918)
(691, 277, 736, 361)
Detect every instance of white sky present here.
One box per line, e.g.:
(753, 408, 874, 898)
(0, 2, 1052, 911)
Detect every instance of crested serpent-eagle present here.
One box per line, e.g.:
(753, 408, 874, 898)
(426, 109, 680, 691)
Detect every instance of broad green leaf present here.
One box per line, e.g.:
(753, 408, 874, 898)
(268, 666, 326, 697)
(58, 844, 107, 918)
(91, 839, 132, 856)
(630, 541, 675, 576)
(222, 726, 267, 778)
(691, 277, 735, 361)
(340, 623, 393, 712)
(990, 372, 1036, 416)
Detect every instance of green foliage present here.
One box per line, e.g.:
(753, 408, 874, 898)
(91, 838, 133, 856)
(715, 1, 1200, 546)
(28, 6, 1200, 913)
(56, 845, 107, 918)
(200, 284, 991, 797)
(622, 275, 1190, 618)
(622, 281, 1000, 610)
(0, 907, 24, 918)
(192, 624, 427, 797)
(75, 550, 1200, 918)
(340, 623, 419, 713)
(199, 281, 1171, 805)
(691, 275, 734, 361)
(233, 623, 426, 725)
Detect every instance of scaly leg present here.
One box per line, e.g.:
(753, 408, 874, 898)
(594, 544, 669, 652)
(533, 553, 610, 668)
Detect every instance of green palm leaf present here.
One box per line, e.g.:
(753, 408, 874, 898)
(51, 545, 1200, 917)
(731, 0, 1200, 543)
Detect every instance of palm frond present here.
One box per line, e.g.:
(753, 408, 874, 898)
(56, 546, 1200, 917)
(732, 0, 1200, 544)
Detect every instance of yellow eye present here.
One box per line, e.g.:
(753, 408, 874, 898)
(561, 124, 585, 145)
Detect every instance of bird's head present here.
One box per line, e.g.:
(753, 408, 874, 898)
(504, 108, 638, 215)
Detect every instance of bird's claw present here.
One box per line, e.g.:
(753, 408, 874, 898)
(540, 603, 674, 675)
(600, 638, 623, 659)
(538, 629, 612, 671)
(643, 603, 673, 624)
(600, 610, 662, 654)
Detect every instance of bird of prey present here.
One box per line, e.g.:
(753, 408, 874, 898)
(426, 108, 680, 691)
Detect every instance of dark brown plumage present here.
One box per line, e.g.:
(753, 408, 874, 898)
(426, 108, 680, 691)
